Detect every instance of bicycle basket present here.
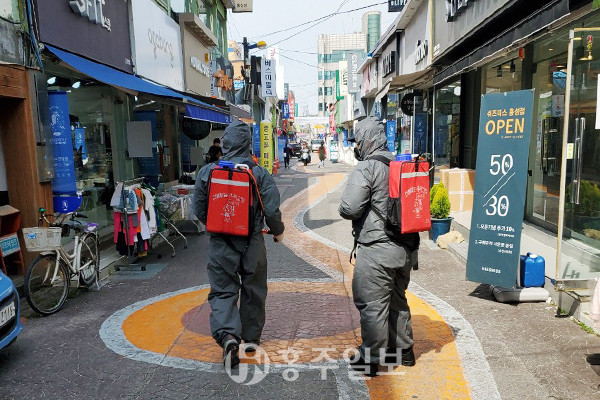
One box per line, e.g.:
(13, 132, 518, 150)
(22, 227, 62, 252)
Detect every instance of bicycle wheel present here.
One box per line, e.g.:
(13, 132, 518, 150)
(79, 233, 99, 287)
(24, 254, 70, 316)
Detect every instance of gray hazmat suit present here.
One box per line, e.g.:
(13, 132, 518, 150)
(194, 121, 285, 346)
(338, 116, 415, 363)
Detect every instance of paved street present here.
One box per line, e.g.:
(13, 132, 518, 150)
(1, 160, 600, 399)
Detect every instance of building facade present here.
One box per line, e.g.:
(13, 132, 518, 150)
(317, 34, 368, 117)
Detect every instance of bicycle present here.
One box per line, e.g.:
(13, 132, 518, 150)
(22, 208, 100, 316)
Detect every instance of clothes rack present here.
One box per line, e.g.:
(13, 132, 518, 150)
(114, 177, 147, 272)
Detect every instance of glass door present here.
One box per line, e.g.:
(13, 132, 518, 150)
(556, 28, 600, 290)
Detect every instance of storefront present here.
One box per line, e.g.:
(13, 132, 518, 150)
(33, 0, 230, 236)
(431, 0, 600, 322)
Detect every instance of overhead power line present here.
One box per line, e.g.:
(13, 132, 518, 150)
(251, 1, 386, 48)
(279, 53, 319, 68)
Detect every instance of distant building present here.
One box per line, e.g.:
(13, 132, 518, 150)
(362, 11, 381, 53)
(317, 33, 367, 117)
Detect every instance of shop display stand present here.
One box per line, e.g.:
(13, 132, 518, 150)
(114, 177, 146, 272)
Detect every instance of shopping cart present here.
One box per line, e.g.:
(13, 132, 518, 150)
(154, 193, 188, 257)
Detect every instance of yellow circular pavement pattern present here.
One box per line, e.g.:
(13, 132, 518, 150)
(120, 171, 472, 399)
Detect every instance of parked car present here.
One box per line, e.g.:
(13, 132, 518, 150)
(311, 139, 322, 152)
(0, 270, 22, 350)
(289, 142, 302, 158)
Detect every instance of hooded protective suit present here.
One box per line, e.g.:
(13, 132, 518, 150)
(194, 121, 284, 345)
(339, 116, 414, 363)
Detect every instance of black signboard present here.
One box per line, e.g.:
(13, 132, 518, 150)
(466, 90, 534, 288)
(34, 0, 132, 73)
(182, 117, 211, 140)
(389, 0, 406, 12)
(400, 93, 415, 115)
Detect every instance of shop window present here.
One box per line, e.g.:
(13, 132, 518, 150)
(525, 32, 570, 229)
(482, 52, 522, 94)
(434, 81, 461, 182)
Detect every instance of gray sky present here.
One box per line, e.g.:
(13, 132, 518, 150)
(227, 0, 397, 116)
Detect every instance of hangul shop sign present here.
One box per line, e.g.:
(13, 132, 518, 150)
(261, 58, 277, 98)
(466, 89, 534, 288)
(233, 0, 253, 13)
(214, 70, 233, 91)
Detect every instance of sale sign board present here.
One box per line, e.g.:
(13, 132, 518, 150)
(466, 90, 534, 288)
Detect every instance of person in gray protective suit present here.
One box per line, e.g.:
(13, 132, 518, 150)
(194, 121, 285, 368)
(338, 116, 418, 377)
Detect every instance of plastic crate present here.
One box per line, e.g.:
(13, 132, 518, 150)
(22, 227, 62, 252)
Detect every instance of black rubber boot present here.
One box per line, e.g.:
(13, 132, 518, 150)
(222, 333, 240, 368)
(244, 339, 261, 353)
(384, 346, 416, 367)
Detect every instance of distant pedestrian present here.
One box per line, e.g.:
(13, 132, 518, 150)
(207, 138, 223, 163)
(318, 141, 326, 168)
(194, 121, 285, 369)
(338, 116, 418, 377)
(283, 144, 292, 168)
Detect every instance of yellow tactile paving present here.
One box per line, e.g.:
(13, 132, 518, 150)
(121, 170, 472, 399)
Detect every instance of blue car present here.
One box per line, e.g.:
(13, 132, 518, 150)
(0, 270, 22, 350)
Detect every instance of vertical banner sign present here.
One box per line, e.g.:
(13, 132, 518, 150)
(386, 120, 396, 152)
(467, 90, 534, 287)
(277, 135, 286, 165)
(74, 127, 87, 162)
(282, 103, 290, 119)
(336, 70, 341, 100)
(260, 120, 273, 173)
(413, 113, 427, 154)
(253, 123, 261, 157)
(261, 59, 277, 97)
(48, 91, 76, 195)
(295, 103, 299, 119)
(289, 95, 295, 120)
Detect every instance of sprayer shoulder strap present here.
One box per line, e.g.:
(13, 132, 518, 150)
(366, 155, 390, 166)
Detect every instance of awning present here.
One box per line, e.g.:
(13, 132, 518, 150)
(46, 45, 230, 124)
(390, 68, 436, 89)
(184, 105, 230, 124)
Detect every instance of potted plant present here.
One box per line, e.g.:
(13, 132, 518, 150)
(430, 182, 453, 242)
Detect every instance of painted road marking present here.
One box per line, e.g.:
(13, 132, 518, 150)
(99, 170, 500, 399)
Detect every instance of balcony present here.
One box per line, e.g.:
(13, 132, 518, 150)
(179, 13, 218, 47)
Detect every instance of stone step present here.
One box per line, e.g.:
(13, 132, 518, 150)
(448, 241, 469, 264)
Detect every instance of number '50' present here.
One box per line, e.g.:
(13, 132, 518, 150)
(490, 154, 513, 175)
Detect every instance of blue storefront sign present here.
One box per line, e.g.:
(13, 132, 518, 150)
(48, 91, 77, 195)
(277, 135, 286, 164)
(0, 233, 20, 257)
(466, 90, 534, 288)
(413, 113, 427, 154)
(282, 103, 290, 119)
(74, 127, 87, 162)
(386, 120, 396, 152)
(343, 129, 349, 147)
(253, 123, 261, 157)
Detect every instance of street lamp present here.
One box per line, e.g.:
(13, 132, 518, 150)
(243, 37, 267, 70)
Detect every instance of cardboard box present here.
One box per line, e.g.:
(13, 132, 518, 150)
(441, 168, 475, 212)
